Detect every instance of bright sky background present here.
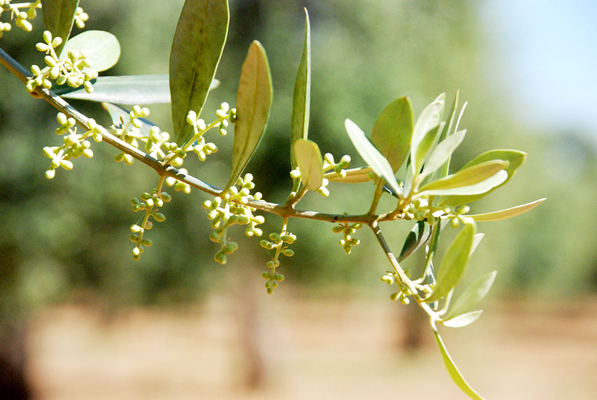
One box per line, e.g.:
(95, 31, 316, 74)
(482, 0, 597, 137)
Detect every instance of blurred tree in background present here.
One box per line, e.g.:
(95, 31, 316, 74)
(1, 0, 597, 396)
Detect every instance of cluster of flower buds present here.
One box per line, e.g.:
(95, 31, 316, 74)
(129, 188, 172, 261)
(27, 31, 98, 93)
(260, 231, 296, 294)
(42, 113, 104, 179)
(332, 222, 362, 254)
(203, 174, 265, 264)
(381, 271, 413, 304)
(186, 102, 236, 161)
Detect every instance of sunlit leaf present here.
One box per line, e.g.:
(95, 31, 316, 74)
(344, 119, 402, 197)
(371, 97, 414, 172)
(410, 93, 444, 174)
(325, 166, 373, 183)
(414, 122, 443, 175)
(425, 223, 475, 303)
(294, 139, 323, 191)
(420, 129, 466, 181)
(442, 310, 483, 328)
(417, 160, 509, 196)
(170, 0, 229, 145)
(41, 0, 79, 56)
(432, 325, 486, 400)
(440, 150, 526, 207)
(290, 8, 311, 171)
(61, 30, 120, 72)
(445, 271, 497, 321)
(55, 75, 219, 104)
(470, 198, 546, 222)
(226, 41, 273, 191)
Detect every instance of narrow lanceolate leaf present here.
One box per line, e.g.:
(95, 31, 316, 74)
(417, 160, 509, 197)
(294, 139, 323, 190)
(420, 129, 467, 181)
(56, 75, 219, 104)
(414, 122, 443, 175)
(170, 0, 229, 145)
(445, 271, 497, 321)
(290, 8, 311, 170)
(398, 221, 431, 262)
(432, 326, 486, 400)
(226, 41, 273, 191)
(344, 119, 402, 197)
(425, 223, 476, 303)
(469, 198, 546, 222)
(440, 149, 526, 207)
(324, 166, 373, 183)
(436, 92, 462, 180)
(371, 97, 414, 172)
(61, 30, 120, 72)
(41, 0, 79, 56)
(442, 310, 483, 328)
(410, 93, 445, 174)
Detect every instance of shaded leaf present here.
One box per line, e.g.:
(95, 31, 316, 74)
(41, 0, 79, 56)
(290, 8, 311, 170)
(170, 0, 229, 145)
(294, 139, 323, 191)
(432, 326, 486, 400)
(470, 198, 546, 222)
(325, 166, 373, 183)
(418, 160, 509, 196)
(344, 119, 402, 196)
(371, 97, 414, 172)
(442, 311, 483, 328)
(226, 41, 273, 191)
(398, 221, 431, 262)
(445, 271, 497, 321)
(440, 150, 526, 206)
(61, 30, 120, 72)
(410, 93, 444, 174)
(425, 223, 475, 303)
(55, 75, 219, 104)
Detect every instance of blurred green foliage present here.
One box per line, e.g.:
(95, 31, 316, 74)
(1, 0, 596, 320)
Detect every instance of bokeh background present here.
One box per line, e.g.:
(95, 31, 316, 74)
(1, 0, 596, 399)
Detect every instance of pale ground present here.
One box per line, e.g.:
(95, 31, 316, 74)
(26, 294, 597, 400)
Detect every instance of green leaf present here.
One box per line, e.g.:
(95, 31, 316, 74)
(442, 310, 483, 328)
(410, 93, 445, 174)
(290, 8, 311, 171)
(436, 92, 463, 180)
(425, 223, 475, 303)
(55, 75, 219, 104)
(61, 30, 120, 72)
(398, 221, 431, 262)
(226, 41, 273, 191)
(440, 150, 527, 207)
(41, 0, 79, 56)
(419, 129, 467, 181)
(445, 271, 497, 321)
(370, 97, 414, 172)
(417, 160, 509, 196)
(169, 0, 229, 146)
(294, 139, 323, 191)
(324, 166, 374, 183)
(432, 326, 486, 400)
(414, 122, 443, 175)
(470, 198, 546, 222)
(344, 119, 402, 197)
